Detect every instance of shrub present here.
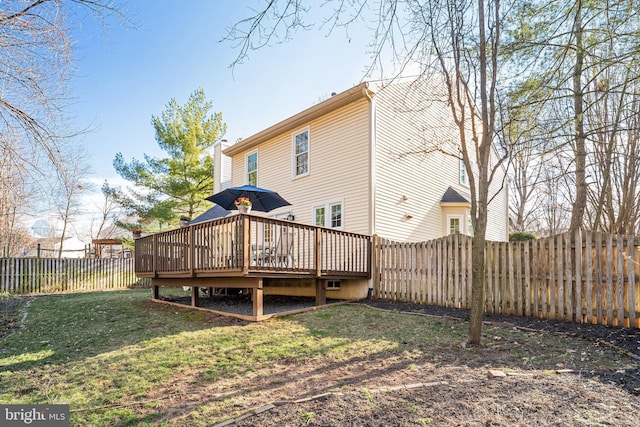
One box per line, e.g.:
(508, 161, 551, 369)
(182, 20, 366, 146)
(509, 231, 537, 241)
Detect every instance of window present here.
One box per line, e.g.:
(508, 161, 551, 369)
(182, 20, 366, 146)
(314, 207, 325, 226)
(459, 158, 468, 186)
(246, 151, 258, 186)
(327, 280, 341, 290)
(293, 129, 309, 177)
(448, 215, 462, 234)
(331, 204, 342, 228)
(467, 212, 474, 236)
(313, 201, 343, 229)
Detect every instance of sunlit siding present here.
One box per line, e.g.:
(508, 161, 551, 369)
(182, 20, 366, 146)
(373, 79, 472, 241)
(229, 98, 372, 234)
(486, 159, 509, 241)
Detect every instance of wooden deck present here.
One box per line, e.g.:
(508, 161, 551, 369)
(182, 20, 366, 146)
(135, 214, 371, 320)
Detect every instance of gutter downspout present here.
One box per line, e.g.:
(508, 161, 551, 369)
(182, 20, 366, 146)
(364, 85, 376, 237)
(364, 84, 376, 294)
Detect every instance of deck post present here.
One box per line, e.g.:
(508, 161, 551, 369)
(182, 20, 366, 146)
(242, 215, 251, 274)
(152, 285, 159, 300)
(191, 285, 200, 307)
(315, 229, 322, 277)
(315, 279, 327, 306)
(253, 279, 263, 317)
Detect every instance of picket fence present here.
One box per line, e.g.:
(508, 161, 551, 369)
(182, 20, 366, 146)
(374, 230, 640, 329)
(0, 257, 149, 294)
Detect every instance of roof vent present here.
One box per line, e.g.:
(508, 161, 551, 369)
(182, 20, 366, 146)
(331, 92, 337, 96)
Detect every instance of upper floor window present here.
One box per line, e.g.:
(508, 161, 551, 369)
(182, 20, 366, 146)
(293, 129, 309, 178)
(459, 158, 468, 186)
(246, 151, 258, 186)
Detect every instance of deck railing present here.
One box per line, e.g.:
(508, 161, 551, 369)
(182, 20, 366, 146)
(135, 214, 371, 279)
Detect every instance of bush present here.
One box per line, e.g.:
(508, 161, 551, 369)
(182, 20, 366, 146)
(509, 231, 537, 241)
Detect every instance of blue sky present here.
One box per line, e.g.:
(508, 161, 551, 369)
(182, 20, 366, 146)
(69, 1, 379, 181)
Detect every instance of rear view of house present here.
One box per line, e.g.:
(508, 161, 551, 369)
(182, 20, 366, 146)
(136, 77, 508, 317)
(221, 78, 508, 242)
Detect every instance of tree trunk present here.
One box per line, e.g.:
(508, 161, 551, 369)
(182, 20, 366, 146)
(569, 1, 586, 233)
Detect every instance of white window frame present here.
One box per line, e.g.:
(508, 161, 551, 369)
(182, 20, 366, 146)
(246, 150, 258, 186)
(312, 199, 344, 230)
(447, 214, 463, 235)
(292, 127, 310, 179)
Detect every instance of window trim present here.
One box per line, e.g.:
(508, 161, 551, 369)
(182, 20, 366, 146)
(245, 150, 258, 186)
(292, 127, 310, 179)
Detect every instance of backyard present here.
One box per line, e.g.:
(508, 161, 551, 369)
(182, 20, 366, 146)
(1, 289, 639, 426)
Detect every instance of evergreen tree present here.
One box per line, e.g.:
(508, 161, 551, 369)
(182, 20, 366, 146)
(111, 88, 226, 230)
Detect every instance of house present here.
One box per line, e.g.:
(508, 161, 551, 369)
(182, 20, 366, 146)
(136, 78, 509, 318)
(219, 78, 508, 243)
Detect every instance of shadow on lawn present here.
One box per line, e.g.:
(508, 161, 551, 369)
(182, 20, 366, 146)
(0, 290, 248, 373)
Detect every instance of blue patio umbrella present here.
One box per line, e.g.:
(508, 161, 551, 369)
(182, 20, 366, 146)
(205, 185, 291, 212)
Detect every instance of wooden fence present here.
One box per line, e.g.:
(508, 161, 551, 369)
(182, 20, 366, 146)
(374, 230, 640, 329)
(0, 257, 149, 295)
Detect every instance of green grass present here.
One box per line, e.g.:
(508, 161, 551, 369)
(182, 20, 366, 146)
(0, 290, 633, 426)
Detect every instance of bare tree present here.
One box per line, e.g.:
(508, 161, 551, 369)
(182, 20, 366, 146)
(45, 147, 90, 258)
(90, 180, 123, 239)
(0, 1, 127, 253)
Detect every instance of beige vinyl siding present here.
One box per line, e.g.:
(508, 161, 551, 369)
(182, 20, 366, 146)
(229, 98, 372, 234)
(373, 79, 470, 241)
(485, 156, 509, 241)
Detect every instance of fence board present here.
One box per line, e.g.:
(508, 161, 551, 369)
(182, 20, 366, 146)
(574, 229, 582, 323)
(373, 230, 639, 329)
(617, 235, 625, 327)
(628, 236, 637, 328)
(606, 234, 614, 326)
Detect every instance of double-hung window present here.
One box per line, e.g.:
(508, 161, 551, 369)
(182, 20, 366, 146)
(246, 151, 258, 186)
(293, 128, 309, 178)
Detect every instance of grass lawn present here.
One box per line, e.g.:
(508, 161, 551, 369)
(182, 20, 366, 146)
(1, 290, 638, 426)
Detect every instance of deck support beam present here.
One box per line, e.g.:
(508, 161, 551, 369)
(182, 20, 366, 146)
(191, 285, 200, 307)
(253, 279, 264, 317)
(152, 285, 159, 300)
(315, 279, 327, 306)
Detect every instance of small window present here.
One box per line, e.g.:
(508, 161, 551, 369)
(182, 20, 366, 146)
(294, 129, 309, 177)
(246, 151, 258, 186)
(327, 280, 340, 290)
(459, 158, 468, 186)
(448, 215, 462, 234)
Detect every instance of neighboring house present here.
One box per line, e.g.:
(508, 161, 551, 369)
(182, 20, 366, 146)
(219, 78, 508, 242)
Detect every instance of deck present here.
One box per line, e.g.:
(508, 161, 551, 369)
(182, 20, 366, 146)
(135, 214, 371, 320)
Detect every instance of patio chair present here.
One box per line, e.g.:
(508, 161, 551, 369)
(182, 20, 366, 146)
(269, 227, 295, 268)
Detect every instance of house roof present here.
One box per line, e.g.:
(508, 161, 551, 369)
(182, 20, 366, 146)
(224, 82, 374, 156)
(440, 186, 471, 204)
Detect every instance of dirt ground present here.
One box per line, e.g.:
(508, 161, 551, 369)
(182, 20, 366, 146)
(215, 298, 640, 426)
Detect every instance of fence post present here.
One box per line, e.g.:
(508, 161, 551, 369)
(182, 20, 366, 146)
(372, 235, 379, 297)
